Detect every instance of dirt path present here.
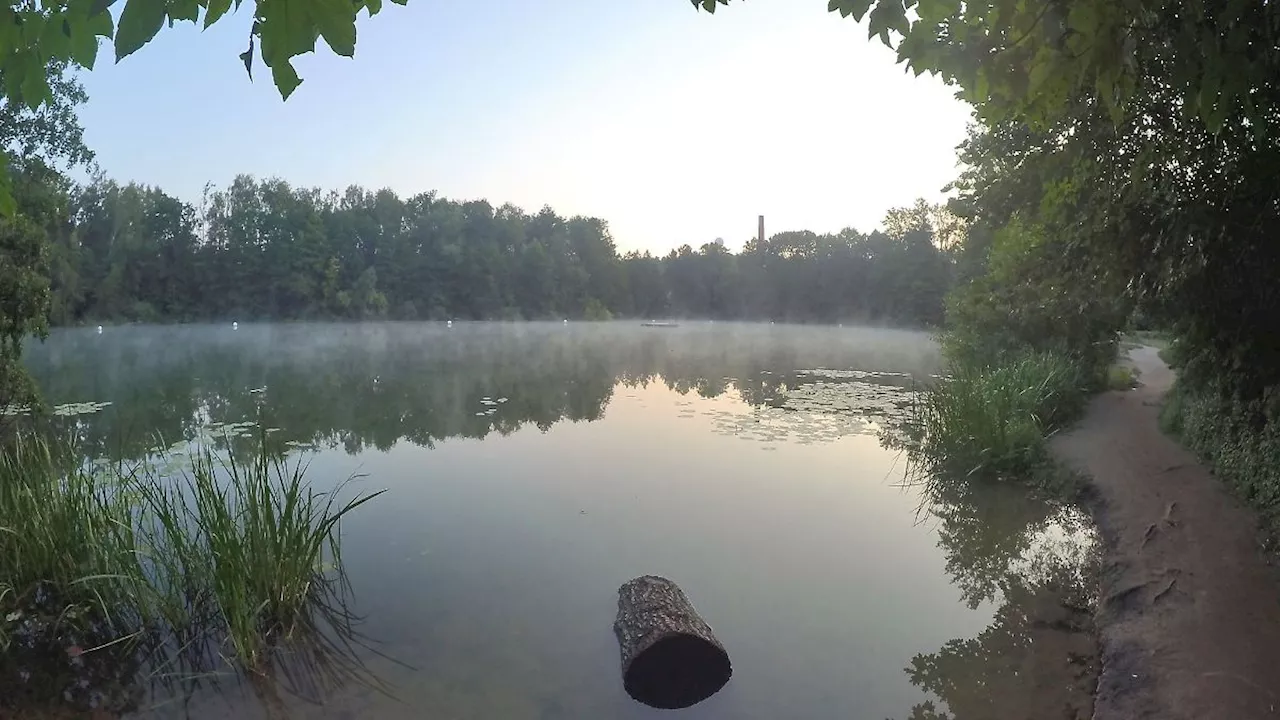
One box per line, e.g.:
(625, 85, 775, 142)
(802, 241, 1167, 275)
(1051, 346, 1280, 719)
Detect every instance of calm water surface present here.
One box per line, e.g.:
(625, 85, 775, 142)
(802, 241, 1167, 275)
(22, 322, 1098, 720)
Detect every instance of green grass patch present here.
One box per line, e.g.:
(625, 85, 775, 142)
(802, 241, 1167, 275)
(911, 351, 1089, 483)
(0, 432, 385, 715)
(138, 448, 383, 667)
(0, 436, 153, 656)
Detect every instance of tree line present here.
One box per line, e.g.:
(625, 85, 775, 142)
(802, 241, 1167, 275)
(46, 174, 955, 327)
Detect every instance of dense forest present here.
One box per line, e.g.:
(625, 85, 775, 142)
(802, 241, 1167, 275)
(44, 174, 953, 327)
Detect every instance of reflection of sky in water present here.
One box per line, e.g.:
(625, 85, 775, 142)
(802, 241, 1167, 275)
(17, 324, 1098, 720)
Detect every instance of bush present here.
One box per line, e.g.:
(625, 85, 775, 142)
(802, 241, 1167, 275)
(942, 219, 1125, 387)
(1162, 377, 1280, 547)
(914, 351, 1088, 482)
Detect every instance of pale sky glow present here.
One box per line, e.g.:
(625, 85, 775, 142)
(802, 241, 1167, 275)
(77, 0, 972, 254)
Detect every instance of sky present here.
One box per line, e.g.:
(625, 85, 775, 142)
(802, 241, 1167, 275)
(75, 0, 973, 255)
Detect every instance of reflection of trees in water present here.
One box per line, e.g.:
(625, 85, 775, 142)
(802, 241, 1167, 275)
(900, 560, 1097, 720)
(23, 323, 939, 462)
(892, 474, 1100, 720)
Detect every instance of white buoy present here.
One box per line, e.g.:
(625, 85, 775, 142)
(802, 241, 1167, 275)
(96, 325, 103, 334)
(447, 320, 453, 328)
(232, 321, 239, 330)
(563, 319, 568, 324)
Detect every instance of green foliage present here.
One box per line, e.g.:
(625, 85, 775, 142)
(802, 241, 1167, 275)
(1157, 382, 1184, 436)
(0, 0, 410, 108)
(0, 64, 93, 174)
(913, 351, 1088, 482)
(888, 0, 1280, 546)
(46, 178, 953, 326)
(1, 69, 90, 417)
(1162, 379, 1280, 550)
(0, 212, 49, 413)
(941, 218, 1124, 385)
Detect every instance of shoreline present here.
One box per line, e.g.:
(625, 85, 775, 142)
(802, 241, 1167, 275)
(1052, 346, 1280, 719)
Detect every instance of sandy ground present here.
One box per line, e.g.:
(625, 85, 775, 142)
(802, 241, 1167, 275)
(1051, 346, 1280, 719)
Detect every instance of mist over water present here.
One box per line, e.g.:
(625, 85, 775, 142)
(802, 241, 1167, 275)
(17, 322, 1094, 720)
(23, 321, 942, 462)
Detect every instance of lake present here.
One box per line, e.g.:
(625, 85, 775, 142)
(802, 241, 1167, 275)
(20, 322, 1098, 719)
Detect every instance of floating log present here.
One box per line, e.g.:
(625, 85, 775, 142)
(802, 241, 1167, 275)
(613, 575, 732, 709)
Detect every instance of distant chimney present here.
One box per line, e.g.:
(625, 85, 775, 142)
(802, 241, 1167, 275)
(758, 215, 765, 245)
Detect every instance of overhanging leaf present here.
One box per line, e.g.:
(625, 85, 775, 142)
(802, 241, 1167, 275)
(68, 15, 100, 69)
(86, 5, 114, 36)
(239, 35, 253, 78)
(205, 0, 233, 28)
(115, 0, 167, 61)
(829, 0, 874, 21)
(258, 0, 318, 65)
(312, 0, 357, 57)
(271, 59, 302, 99)
(169, 0, 199, 23)
(691, 0, 729, 12)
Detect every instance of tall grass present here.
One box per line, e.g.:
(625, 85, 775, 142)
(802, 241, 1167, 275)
(0, 432, 385, 714)
(0, 437, 151, 650)
(912, 351, 1088, 482)
(137, 447, 384, 667)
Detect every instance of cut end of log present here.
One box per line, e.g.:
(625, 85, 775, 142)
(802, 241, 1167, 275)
(614, 575, 732, 709)
(624, 632, 732, 709)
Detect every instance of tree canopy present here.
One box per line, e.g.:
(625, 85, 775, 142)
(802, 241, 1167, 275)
(696, 0, 1278, 135)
